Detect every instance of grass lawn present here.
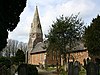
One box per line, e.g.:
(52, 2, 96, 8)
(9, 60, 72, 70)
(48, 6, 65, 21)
(59, 66, 86, 75)
(46, 67, 56, 71)
(46, 66, 86, 75)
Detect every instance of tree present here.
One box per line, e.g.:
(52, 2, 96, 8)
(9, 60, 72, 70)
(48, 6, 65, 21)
(15, 49, 25, 64)
(0, 57, 11, 68)
(18, 42, 28, 54)
(46, 14, 85, 65)
(0, 0, 26, 51)
(83, 15, 100, 55)
(22, 43, 28, 54)
(3, 39, 19, 57)
(2, 39, 27, 57)
(18, 42, 23, 50)
(12, 40, 19, 56)
(2, 39, 12, 57)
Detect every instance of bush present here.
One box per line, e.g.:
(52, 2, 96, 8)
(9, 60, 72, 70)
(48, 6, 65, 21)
(0, 56, 11, 68)
(10, 56, 18, 65)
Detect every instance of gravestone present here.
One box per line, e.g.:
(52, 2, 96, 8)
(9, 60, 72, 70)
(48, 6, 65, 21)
(11, 65, 16, 75)
(68, 62, 73, 75)
(0, 64, 3, 74)
(95, 63, 100, 75)
(1, 65, 7, 75)
(86, 62, 96, 75)
(73, 61, 80, 75)
(83, 59, 86, 69)
(18, 64, 27, 75)
(39, 63, 43, 69)
(7, 68, 11, 75)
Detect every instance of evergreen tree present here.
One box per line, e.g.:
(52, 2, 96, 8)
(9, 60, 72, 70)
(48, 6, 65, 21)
(84, 15, 100, 55)
(46, 14, 85, 64)
(15, 49, 25, 64)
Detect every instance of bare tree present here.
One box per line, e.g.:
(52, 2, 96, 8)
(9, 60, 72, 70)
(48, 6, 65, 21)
(3, 39, 19, 57)
(18, 42, 23, 50)
(11, 40, 19, 56)
(2, 39, 27, 57)
(18, 42, 27, 54)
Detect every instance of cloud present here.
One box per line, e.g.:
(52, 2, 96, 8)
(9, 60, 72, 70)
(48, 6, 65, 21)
(9, 0, 100, 43)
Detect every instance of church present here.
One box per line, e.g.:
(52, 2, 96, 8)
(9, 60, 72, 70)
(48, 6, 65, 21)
(27, 6, 89, 66)
(27, 6, 46, 65)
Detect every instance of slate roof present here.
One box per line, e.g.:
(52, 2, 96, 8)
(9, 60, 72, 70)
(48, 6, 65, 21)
(67, 49, 87, 53)
(30, 42, 46, 54)
(30, 41, 86, 54)
(67, 43, 87, 53)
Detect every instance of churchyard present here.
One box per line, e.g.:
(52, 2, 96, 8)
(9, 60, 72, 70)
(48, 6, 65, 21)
(1, 58, 99, 75)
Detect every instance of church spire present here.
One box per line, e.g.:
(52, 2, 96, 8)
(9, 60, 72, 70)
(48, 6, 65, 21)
(34, 6, 39, 19)
(28, 6, 43, 50)
(30, 6, 42, 34)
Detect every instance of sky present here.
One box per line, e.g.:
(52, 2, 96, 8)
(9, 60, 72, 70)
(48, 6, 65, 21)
(8, 0, 100, 43)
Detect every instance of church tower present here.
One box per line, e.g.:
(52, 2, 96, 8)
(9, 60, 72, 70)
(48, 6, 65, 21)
(27, 6, 43, 63)
(28, 6, 43, 51)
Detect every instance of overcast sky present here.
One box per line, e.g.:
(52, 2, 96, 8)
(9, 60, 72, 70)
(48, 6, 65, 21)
(8, 0, 100, 43)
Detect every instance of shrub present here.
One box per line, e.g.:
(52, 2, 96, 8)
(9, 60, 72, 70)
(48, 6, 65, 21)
(0, 56, 11, 68)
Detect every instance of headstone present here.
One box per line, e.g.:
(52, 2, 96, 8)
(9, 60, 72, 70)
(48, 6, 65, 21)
(86, 62, 96, 75)
(73, 61, 80, 75)
(39, 63, 43, 69)
(95, 63, 100, 75)
(1, 65, 7, 75)
(68, 62, 73, 75)
(0, 64, 3, 74)
(11, 65, 16, 75)
(18, 64, 27, 75)
(7, 68, 11, 75)
(83, 59, 86, 69)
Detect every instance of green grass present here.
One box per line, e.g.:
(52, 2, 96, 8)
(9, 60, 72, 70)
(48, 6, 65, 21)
(46, 66, 86, 75)
(59, 66, 86, 75)
(59, 70, 67, 75)
(59, 66, 67, 75)
(79, 67, 86, 75)
(46, 67, 56, 71)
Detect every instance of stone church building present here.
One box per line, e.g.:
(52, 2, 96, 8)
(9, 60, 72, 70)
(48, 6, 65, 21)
(27, 6, 89, 66)
(27, 6, 46, 65)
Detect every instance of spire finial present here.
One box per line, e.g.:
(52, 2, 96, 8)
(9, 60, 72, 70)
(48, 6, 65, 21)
(36, 5, 38, 11)
(34, 5, 39, 18)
